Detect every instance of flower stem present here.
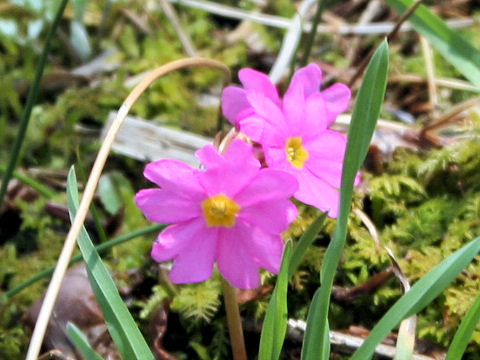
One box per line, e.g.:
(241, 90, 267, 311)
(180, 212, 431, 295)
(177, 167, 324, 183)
(221, 277, 247, 360)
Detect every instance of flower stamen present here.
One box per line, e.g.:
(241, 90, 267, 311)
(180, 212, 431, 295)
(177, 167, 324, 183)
(285, 137, 309, 169)
(202, 194, 240, 227)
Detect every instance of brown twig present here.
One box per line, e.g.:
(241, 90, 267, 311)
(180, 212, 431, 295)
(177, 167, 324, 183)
(389, 73, 479, 92)
(332, 267, 395, 302)
(422, 96, 480, 133)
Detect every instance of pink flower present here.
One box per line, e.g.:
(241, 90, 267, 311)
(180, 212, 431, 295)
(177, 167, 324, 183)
(135, 139, 298, 289)
(222, 63, 357, 217)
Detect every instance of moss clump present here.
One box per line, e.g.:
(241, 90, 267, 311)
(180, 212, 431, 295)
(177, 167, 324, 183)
(336, 129, 480, 355)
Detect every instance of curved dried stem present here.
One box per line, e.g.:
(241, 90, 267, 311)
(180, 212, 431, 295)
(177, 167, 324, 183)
(26, 57, 231, 360)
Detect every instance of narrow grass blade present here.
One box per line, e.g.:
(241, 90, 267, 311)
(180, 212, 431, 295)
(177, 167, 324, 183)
(258, 241, 293, 360)
(67, 167, 154, 360)
(351, 236, 480, 360)
(445, 291, 480, 360)
(300, 0, 327, 66)
(387, 0, 480, 89)
(67, 322, 104, 360)
(0, 165, 55, 198)
(301, 39, 389, 360)
(288, 212, 327, 279)
(301, 289, 331, 359)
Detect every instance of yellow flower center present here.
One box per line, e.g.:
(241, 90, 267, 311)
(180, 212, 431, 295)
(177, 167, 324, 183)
(202, 194, 241, 227)
(285, 137, 309, 169)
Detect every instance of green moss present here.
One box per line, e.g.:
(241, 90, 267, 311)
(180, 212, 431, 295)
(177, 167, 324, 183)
(0, 324, 27, 359)
(339, 130, 480, 353)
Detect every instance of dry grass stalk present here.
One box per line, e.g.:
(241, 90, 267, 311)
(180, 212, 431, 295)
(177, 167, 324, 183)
(25, 57, 231, 360)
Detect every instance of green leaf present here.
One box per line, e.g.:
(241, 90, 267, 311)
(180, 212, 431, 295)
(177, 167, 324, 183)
(66, 167, 154, 360)
(342, 40, 390, 184)
(66, 322, 104, 360)
(288, 212, 327, 279)
(301, 289, 330, 359)
(301, 39, 389, 360)
(258, 241, 293, 360)
(445, 291, 480, 360)
(386, 0, 480, 89)
(351, 236, 480, 360)
(98, 174, 122, 215)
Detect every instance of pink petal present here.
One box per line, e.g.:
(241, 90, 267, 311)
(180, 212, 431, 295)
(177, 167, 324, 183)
(135, 188, 201, 223)
(354, 172, 362, 186)
(238, 114, 265, 142)
(239, 68, 281, 105)
(239, 115, 289, 148)
(221, 86, 250, 125)
(195, 144, 224, 169)
(264, 144, 341, 216)
(197, 140, 259, 171)
(304, 161, 361, 190)
(286, 201, 298, 223)
(151, 218, 206, 262)
(305, 158, 344, 188)
(224, 139, 260, 168)
(239, 199, 297, 234)
(283, 78, 306, 134)
(305, 93, 329, 134)
(258, 121, 289, 148)
(305, 130, 361, 188)
(198, 167, 254, 199)
(217, 227, 261, 289)
(246, 91, 288, 133)
(234, 169, 298, 207)
(263, 147, 291, 170)
(289, 63, 322, 97)
(294, 170, 340, 218)
(305, 130, 348, 162)
(197, 140, 260, 197)
(144, 160, 205, 201)
(169, 226, 218, 284)
(236, 222, 284, 274)
(322, 83, 351, 123)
